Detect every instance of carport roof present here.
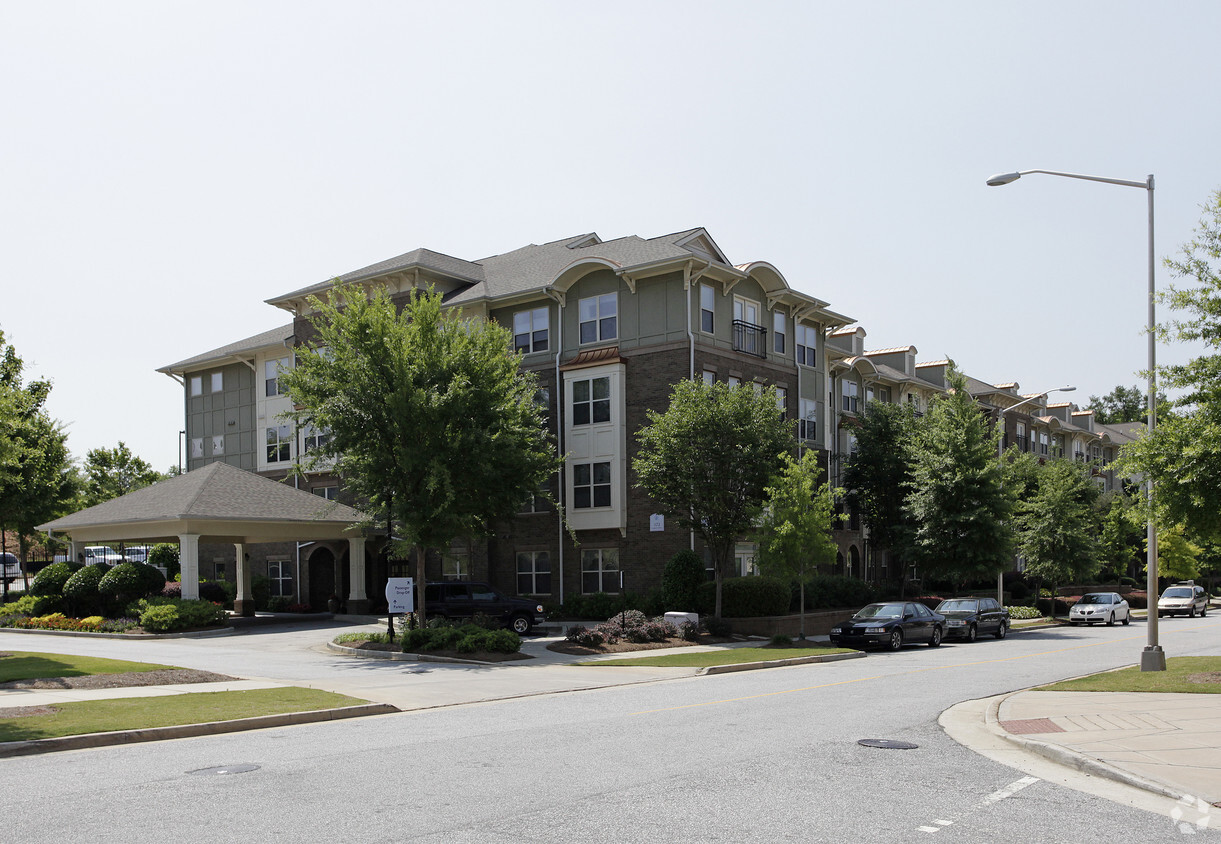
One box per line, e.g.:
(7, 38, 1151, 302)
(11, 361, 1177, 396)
(39, 462, 370, 545)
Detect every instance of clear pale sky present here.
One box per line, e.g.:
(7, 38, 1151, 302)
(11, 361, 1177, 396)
(3, 1, 1219, 472)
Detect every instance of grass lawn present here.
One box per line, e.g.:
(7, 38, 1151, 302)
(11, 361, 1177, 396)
(0, 687, 370, 742)
(1038, 656, 1221, 694)
(0, 651, 178, 682)
(580, 645, 854, 668)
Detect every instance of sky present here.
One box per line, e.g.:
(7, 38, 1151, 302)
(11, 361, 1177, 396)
(3, 1, 1220, 472)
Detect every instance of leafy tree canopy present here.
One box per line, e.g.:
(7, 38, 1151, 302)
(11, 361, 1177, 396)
(1087, 384, 1160, 424)
(634, 379, 793, 617)
(79, 441, 164, 509)
(1017, 459, 1102, 589)
(843, 400, 917, 568)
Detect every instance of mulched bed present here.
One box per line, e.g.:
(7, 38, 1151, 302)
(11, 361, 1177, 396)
(1187, 673, 1221, 685)
(341, 639, 529, 663)
(547, 633, 737, 656)
(0, 669, 235, 691)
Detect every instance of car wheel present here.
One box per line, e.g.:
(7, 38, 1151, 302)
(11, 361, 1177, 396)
(994, 621, 1008, 640)
(1189, 606, 1197, 618)
(510, 615, 532, 635)
(966, 623, 977, 643)
(1122, 612, 1131, 626)
(928, 626, 942, 647)
(888, 629, 903, 651)
(1107, 613, 1116, 626)
(1203, 605, 1208, 617)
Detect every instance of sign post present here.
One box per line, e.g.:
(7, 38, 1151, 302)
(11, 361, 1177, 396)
(385, 577, 415, 640)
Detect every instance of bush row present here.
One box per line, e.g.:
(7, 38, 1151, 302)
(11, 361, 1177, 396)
(401, 623, 521, 655)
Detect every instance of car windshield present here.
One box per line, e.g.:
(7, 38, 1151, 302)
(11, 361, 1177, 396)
(1078, 594, 1111, 604)
(938, 600, 977, 613)
(1162, 587, 1193, 598)
(853, 604, 902, 619)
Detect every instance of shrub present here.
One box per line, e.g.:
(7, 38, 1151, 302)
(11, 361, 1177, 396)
(801, 574, 878, 611)
(139, 604, 181, 633)
(704, 617, 733, 637)
(401, 624, 520, 654)
(148, 543, 180, 579)
(4, 592, 59, 617)
(62, 564, 108, 617)
(268, 596, 291, 612)
(136, 562, 167, 596)
(288, 603, 311, 613)
(484, 628, 521, 653)
(131, 597, 228, 631)
(159, 582, 182, 599)
(560, 592, 628, 620)
(662, 551, 706, 611)
(641, 588, 667, 618)
(770, 634, 793, 647)
(696, 576, 791, 618)
(1007, 581, 1031, 600)
(251, 574, 271, 610)
(198, 581, 230, 605)
(679, 621, 700, 641)
(1007, 605, 1042, 620)
(565, 625, 610, 647)
(99, 562, 160, 609)
(30, 561, 83, 597)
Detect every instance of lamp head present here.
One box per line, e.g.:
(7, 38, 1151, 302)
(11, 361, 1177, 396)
(986, 172, 1022, 187)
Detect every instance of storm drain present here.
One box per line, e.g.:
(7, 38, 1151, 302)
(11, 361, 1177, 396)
(188, 764, 261, 776)
(857, 739, 919, 750)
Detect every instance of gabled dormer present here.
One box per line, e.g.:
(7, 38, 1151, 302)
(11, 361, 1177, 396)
(863, 345, 918, 376)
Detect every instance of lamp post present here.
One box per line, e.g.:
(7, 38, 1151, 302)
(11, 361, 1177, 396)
(987, 168, 1163, 671)
(995, 386, 1075, 605)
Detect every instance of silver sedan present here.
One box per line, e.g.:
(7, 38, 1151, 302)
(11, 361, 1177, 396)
(1068, 592, 1131, 626)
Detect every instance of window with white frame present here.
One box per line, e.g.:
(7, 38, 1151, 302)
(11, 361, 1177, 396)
(578, 293, 617, 344)
(573, 461, 611, 509)
(727, 375, 741, 388)
(266, 424, 293, 463)
(303, 425, 331, 453)
(190, 438, 204, 459)
(211, 435, 224, 456)
(796, 324, 817, 367)
(702, 370, 715, 385)
(842, 380, 859, 413)
(581, 548, 619, 593)
(773, 312, 786, 354)
(1040, 431, 1049, 455)
(519, 483, 550, 513)
(265, 357, 290, 397)
(513, 306, 549, 354)
(189, 375, 202, 397)
(312, 486, 338, 500)
(442, 550, 469, 581)
(736, 543, 758, 577)
(775, 387, 787, 415)
(517, 551, 551, 595)
(571, 376, 611, 426)
(268, 560, 294, 599)
(799, 398, 817, 440)
(210, 372, 223, 393)
(700, 284, 715, 333)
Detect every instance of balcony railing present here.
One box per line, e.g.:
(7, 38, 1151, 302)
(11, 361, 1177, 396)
(732, 320, 767, 358)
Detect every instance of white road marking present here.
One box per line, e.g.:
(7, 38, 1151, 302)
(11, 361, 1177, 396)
(919, 776, 1039, 833)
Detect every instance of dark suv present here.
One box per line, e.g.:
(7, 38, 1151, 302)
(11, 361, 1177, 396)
(422, 582, 546, 635)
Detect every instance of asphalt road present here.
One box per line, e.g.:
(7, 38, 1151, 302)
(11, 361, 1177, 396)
(4, 616, 1221, 842)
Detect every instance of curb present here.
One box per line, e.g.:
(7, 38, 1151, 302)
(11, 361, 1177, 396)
(699, 650, 866, 675)
(0, 626, 236, 640)
(0, 702, 399, 758)
(325, 640, 503, 666)
(984, 693, 1188, 801)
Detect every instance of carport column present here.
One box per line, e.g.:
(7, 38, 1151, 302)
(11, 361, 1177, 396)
(69, 540, 82, 564)
(179, 534, 200, 600)
(233, 542, 254, 617)
(346, 537, 368, 614)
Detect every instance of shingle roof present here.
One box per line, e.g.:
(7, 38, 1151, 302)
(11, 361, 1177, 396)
(40, 462, 367, 532)
(159, 324, 295, 373)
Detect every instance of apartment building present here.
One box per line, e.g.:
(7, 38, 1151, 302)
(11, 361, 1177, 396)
(160, 228, 853, 610)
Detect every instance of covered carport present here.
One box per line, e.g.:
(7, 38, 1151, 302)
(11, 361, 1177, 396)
(39, 461, 373, 615)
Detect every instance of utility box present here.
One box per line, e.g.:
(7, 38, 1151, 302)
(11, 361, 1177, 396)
(665, 611, 698, 628)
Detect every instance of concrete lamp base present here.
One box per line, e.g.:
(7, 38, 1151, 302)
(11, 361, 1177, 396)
(1140, 646, 1167, 672)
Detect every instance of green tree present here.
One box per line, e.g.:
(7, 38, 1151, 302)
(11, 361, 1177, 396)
(843, 401, 918, 584)
(1088, 385, 1151, 424)
(1121, 189, 1221, 541)
(1153, 524, 1200, 582)
(905, 367, 1012, 588)
(278, 285, 560, 616)
(754, 451, 839, 638)
(1098, 492, 1144, 581)
(634, 379, 793, 619)
(1017, 460, 1102, 614)
(79, 441, 164, 508)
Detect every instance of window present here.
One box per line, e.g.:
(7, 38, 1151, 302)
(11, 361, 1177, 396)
(581, 548, 619, 594)
(842, 381, 859, 413)
(266, 424, 293, 463)
(442, 551, 469, 581)
(210, 372, 223, 393)
(268, 560, 294, 599)
(190, 438, 204, 459)
(303, 425, 331, 453)
(573, 461, 611, 509)
(700, 284, 715, 333)
(312, 486, 338, 500)
(211, 435, 224, 456)
(513, 307, 549, 354)
(189, 375, 203, 397)
(727, 375, 741, 388)
(867, 385, 890, 404)
(796, 324, 817, 366)
(800, 399, 817, 440)
(571, 377, 611, 426)
(1040, 431, 1049, 455)
(517, 551, 551, 595)
(736, 543, 758, 577)
(265, 357, 289, 397)
(775, 387, 787, 414)
(702, 370, 715, 385)
(578, 293, 617, 344)
(732, 296, 762, 356)
(519, 484, 549, 513)
(773, 312, 786, 354)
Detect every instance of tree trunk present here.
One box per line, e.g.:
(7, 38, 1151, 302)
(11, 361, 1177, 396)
(415, 546, 427, 627)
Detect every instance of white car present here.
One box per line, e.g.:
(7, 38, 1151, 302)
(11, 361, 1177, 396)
(1069, 592, 1131, 626)
(1158, 582, 1209, 618)
(83, 545, 125, 565)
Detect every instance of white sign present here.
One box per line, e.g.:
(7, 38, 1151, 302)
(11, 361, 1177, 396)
(650, 514, 665, 532)
(385, 577, 415, 613)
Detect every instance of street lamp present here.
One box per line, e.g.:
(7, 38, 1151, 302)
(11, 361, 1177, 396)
(996, 386, 1075, 605)
(987, 168, 1163, 671)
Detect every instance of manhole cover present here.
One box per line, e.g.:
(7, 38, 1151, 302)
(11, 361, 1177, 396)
(858, 739, 918, 750)
(188, 764, 260, 776)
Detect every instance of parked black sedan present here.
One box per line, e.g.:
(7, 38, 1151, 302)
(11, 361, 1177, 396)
(934, 597, 1010, 642)
(828, 601, 945, 651)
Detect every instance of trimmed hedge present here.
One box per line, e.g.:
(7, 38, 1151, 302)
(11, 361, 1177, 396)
(402, 623, 521, 654)
(30, 561, 83, 597)
(62, 564, 108, 616)
(697, 576, 792, 618)
(662, 551, 706, 612)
